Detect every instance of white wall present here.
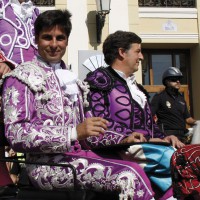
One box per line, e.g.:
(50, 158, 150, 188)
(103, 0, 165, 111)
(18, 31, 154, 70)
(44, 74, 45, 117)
(67, 0, 88, 74)
(109, 0, 129, 33)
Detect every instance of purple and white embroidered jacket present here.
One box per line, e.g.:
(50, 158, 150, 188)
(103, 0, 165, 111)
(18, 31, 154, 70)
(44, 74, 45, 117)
(83, 66, 165, 149)
(1, 58, 154, 200)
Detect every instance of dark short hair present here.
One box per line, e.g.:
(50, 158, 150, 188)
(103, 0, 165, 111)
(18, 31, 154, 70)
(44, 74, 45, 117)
(34, 9, 72, 39)
(103, 31, 142, 65)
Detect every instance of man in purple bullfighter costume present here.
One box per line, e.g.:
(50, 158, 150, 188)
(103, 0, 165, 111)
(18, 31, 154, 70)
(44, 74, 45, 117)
(1, 10, 155, 200)
(0, 0, 39, 67)
(83, 31, 184, 200)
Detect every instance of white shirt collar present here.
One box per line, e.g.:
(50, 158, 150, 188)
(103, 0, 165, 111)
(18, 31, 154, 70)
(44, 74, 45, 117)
(114, 69, 127, 80)
(49, 62, 61, 71)
(114, 69, 136, 83)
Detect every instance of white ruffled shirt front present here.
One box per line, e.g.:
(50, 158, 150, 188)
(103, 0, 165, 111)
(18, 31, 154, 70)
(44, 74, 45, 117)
(114, 69, 147, 109)
(54, 69, 79, 103)
(50, 63, 78, 141)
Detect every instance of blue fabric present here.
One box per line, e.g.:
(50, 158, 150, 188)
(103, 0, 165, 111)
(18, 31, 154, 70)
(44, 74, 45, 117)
(140, 143, 175, 192)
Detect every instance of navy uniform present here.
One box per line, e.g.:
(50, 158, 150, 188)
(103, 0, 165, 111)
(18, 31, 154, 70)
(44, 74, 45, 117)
(151, 87, 190, 142)
(151, 67, 191, 143)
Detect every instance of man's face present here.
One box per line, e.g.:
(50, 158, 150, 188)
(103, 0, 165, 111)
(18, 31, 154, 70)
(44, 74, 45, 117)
(35, 26, 68, 64)
(123, 43, 143, 75)
(166, 77, 181, 90)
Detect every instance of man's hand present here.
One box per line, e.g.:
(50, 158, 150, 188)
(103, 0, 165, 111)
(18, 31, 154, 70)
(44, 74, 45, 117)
(164, 135, 185, 148)
(149, 137, 170, 143)
(0, 62, 11, 78)
(186, 117, 197, 126)
(76, 117, 108, 140)
(120, 132, 147, 144)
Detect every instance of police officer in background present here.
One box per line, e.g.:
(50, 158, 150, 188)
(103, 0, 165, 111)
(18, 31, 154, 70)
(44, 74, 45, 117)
(151, 67, 196, 143)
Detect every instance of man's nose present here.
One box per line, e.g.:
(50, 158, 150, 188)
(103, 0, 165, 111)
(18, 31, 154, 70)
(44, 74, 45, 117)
(50, 39, 57, 48)
(139, 53, 144, 60)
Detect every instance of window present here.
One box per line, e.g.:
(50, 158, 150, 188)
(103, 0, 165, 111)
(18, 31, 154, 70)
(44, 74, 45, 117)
(142, 49, 191, 109)
(138, 0, 196, 8)
(32, 0, 55, 7)
(142, 49, 190, 85)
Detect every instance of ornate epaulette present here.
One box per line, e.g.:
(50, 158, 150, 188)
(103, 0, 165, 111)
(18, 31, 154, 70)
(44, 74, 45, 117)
(0, 62, 50, 101)
(85, 67, 114, 92)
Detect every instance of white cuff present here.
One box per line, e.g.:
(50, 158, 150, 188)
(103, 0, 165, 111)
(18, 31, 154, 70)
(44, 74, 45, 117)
(71, 127, 78, 141)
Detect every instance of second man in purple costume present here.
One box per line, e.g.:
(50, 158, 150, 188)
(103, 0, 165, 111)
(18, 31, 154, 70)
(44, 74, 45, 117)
(83, 31, 184, 200)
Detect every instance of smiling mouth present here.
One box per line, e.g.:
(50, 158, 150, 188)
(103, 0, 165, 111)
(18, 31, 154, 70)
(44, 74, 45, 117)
(48, 51, 59, 56)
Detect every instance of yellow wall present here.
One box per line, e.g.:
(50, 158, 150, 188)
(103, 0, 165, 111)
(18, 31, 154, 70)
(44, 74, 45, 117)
(128, 0, 141, 82)
(55, 0, 66, 8)
(140, 18, 197, 33)
(128, 0, 140, 34)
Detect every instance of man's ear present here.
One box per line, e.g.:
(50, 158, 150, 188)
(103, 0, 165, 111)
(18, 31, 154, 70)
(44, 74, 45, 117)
(118, 48, 126, 58)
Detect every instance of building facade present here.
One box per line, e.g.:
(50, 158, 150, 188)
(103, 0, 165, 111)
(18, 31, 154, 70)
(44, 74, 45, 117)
(37, 0, 200, 119)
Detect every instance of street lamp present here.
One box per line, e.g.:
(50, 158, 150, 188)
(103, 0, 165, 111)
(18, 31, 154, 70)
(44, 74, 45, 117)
(96, 0, 111, 44)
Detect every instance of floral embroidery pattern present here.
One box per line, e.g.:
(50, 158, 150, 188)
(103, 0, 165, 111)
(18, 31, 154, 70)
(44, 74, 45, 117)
(2, 60, 153, 200)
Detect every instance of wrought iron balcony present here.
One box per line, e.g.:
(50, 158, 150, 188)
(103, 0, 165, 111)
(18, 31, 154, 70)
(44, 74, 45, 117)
(138, 0, 196, 7)
(32, 0, 55, 7)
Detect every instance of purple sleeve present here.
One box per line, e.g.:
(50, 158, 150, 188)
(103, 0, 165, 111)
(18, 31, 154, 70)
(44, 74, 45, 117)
(2, 77, 71, 153)
(81, 91, 132, 149)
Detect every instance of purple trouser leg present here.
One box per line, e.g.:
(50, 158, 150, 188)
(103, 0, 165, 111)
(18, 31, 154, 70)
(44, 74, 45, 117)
(26, 150, 154, 200)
